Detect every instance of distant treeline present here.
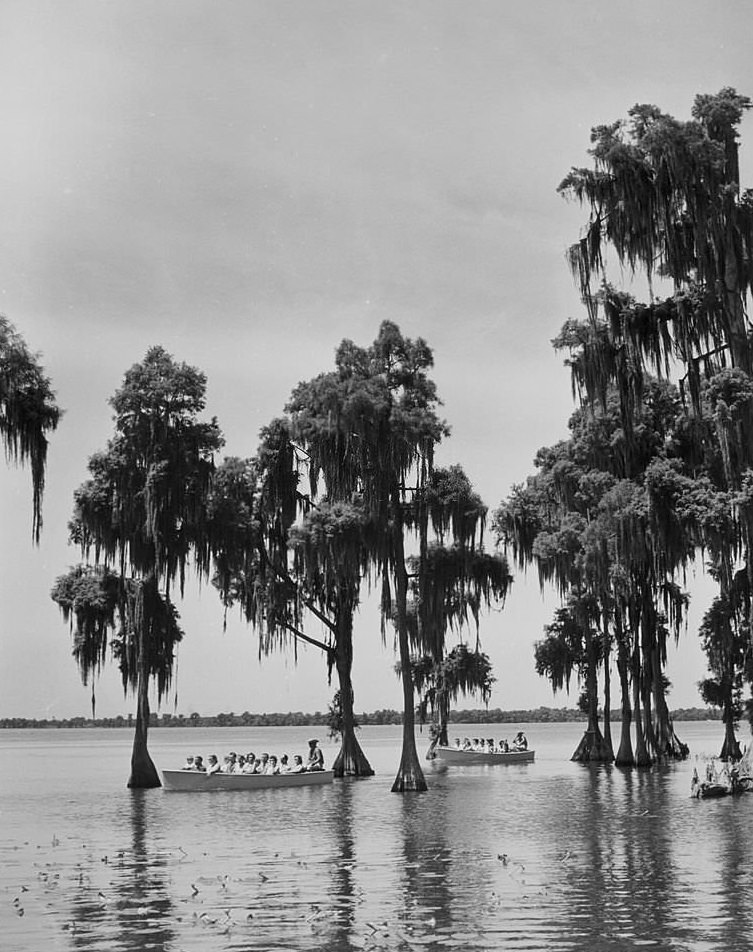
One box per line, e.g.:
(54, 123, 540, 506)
(0, 706, 719, 729)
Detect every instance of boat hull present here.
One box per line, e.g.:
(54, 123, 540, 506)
(691, 781, 731, 799)
(162, 769, 334, 791)
(434, 747, 535, 766)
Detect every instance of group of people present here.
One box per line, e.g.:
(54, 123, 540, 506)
(455, 731, 528, 753)
(181, 739, 325, 775)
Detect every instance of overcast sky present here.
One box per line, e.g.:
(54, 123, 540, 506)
(1, 1, 751, 720)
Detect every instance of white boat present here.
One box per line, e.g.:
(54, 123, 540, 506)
(162, 769, 334, 791)
(433, 746, 535, 766)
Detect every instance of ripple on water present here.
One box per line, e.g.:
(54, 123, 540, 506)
(3, 724, 753, 951)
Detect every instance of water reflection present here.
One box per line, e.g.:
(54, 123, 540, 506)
(557, 766, 678, 950)
(714, 803, 753, 948)
(311, 777, 360, 951)
(397, 786, 454, 944)
(6, 726, 753, 952)
(65, 791, 175, 951)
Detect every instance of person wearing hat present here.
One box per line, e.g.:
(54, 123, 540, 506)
(306, 738, 324, 772)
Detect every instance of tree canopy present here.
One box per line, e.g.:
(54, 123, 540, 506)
(0, 315, 60, 541)
(53, 347, 223, 787)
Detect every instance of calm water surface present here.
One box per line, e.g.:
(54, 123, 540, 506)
(1, 722, 751, 951)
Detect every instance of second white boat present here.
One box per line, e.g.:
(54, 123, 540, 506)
(433, 747, 534, 766)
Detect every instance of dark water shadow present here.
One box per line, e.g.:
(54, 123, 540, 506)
(64, 790, 175, 952)
(556, 766, 678, 950)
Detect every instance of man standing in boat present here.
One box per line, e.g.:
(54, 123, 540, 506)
(307, 739, 325, 771)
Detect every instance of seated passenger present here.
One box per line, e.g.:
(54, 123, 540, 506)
(289, 754, 306, 774)
(234, 755, 247, 773)
(206, 754, 221, 775)
(220, 755, 233, 773)
(306, 739, 325, 771)
(454, 738, 461, 749)
(266, 755, 280, 775)
(181, 755, 196, 770)
(255, 753, 270, 774)
(194, 755, 206, 772)
(487, 738, 496, 753)
(280, 754, 290, 772)
(512, 732, 528, 751)
(499, 739, 509, 752)
(472, 738, 481, 751)
(242, 754, 257, 774)
(462, 737, 472, 750)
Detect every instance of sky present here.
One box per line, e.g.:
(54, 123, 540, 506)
(1, 0, 751, 720)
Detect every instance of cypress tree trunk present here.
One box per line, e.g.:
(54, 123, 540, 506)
(332, 620, 374, 777)
(615, 649, 635, 767)
(651, 650, 688, 761)
(602, 636, 614, 760)
(720, 691, 742, 762)
(723, 221, 751, 375)
(437, 686, 450, 748)
(632, 643, 652, 767)
(128, 635, 160, 788)
(391, 517, 427, 793)
(571, 638, 612, 763)
(640, 629, 658, 761)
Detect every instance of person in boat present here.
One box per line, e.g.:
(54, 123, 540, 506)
(266, 755, 280, 775)
(220, 754, 234, 773)
(280, 754, 290, 772)
(182, 756, 196, 770)
(206, 754, 221, 775)
(290, 754, 306, 773)
(453, 738, 461, 749)
(233, 755, 247, 773)
(307, 739, 325, 771)
(242, 754, 256, 774)
(462, 737, 472, 750)
(472, 738, 481, 751)
(512, 732, 528, 751)
(307, 740, 325, 771)
(194, 755, 206, 772)
(487, 738, 496, 752)
(499, 739, 509, 752)
(255, 752, 270, 774)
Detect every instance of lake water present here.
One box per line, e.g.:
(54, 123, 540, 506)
(1, 721, 751, 951)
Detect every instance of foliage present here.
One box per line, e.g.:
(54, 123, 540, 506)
(326, 690, 360, 739)
(286, 322, 451, 791)
(551, 88, 753, 758)
(0, 315, 60, 540)
(408, 645, 495, 726)
(54, 347, 222, 785)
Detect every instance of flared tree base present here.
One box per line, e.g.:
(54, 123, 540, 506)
(332, 735, 375, 778)
(614, 743, 635, 767)
(391, 751, 428, 792)
(655, 730, 690, 762)
(720, 736, 742, 762)
(128, 744, 161, 789)
(571, 727, 614, 763)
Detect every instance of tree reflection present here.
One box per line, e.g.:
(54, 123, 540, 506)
(707, 802, 753, 949)
(558, 767, 678, 949)
(397, 783, 453, 941)
(316, 778, 359, 950)
(64, 791, 175, 952)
